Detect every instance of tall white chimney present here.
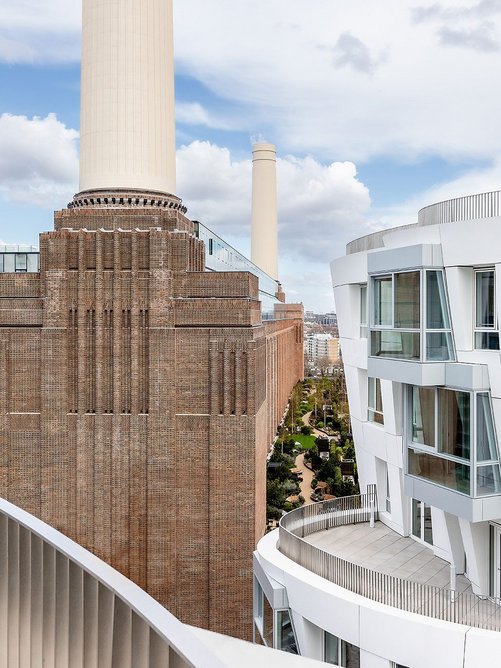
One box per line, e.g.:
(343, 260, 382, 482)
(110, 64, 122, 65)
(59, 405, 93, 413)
(79, 0, 176, 195)
(251, 142, 278, 280)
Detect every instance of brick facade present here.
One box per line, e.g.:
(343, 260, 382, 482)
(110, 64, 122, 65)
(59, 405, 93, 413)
(0, 203, 303, 639)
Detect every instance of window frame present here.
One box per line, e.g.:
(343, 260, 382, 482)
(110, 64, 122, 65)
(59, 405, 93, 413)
(411, 498, 433, 546)
(474, 267, 499, 350)
(323, 631, 360, 667)
(368, 377, 384, 425)
(406, 386, 501, 497)
(370, 268, 455, 362)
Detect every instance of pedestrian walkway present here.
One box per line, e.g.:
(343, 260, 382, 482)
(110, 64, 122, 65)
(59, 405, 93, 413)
(294, 452, 314, 505)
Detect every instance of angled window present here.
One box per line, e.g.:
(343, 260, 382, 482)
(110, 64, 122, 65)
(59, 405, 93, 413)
(407, 386, 501, 497)
(426, 271, 454, 360)
(475, 269, 499, 350)
(368, 377, 384, 425)
(370, 269, 454, 361)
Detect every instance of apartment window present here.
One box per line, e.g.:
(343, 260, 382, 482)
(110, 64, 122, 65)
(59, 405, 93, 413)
(0, 255, 3, 272)
(477, 393, 501, 495)
(370, 269, 454, 361)
(368, 377, 384, 425)
(276, 610, 298, 654)
(371, 271, 420, 360)
(407, 386, 501, 497)
(426, 271, 454, 361)
(324, 632, 360, 667)
(475, 269, 499, 350)
(360, 284, 367, 337)
(15, 253, 27, 272)
(411, 498, 433, 545)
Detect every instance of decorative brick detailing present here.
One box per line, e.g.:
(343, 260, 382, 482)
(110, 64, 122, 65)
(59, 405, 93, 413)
(0, 204, 304, 641)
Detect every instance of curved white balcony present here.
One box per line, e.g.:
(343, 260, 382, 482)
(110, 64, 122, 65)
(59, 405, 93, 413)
(278, 492, 501, 631)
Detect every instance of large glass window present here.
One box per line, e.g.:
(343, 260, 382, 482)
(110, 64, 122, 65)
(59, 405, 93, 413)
(324, 632, 360, 667)
(371, 330, 420, 360)
(370, 269, 454, 361)
(368, 377, 384, 425)
(395, 271, 420, 328)
(438, 390, 470, 460)
(407, 387, 501, 497)
(475, 269, 499, 350)
(408, 449, 471, 495)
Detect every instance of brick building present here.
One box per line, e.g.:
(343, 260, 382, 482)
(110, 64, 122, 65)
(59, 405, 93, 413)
(0, 198, 303, 640)
(0, 0, 304, 641)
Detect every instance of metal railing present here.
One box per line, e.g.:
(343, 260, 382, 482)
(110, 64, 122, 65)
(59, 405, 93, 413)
(278, 489, 501, 632)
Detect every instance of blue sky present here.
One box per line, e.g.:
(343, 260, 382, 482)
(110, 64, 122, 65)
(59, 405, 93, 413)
(2, 0, 501, 311)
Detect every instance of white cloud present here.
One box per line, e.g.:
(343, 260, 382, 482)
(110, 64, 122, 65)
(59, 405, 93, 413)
(333, 33, 385, 75)
(172, 0, 501, 163)
(177, 140, 370, 310)
(0, 113, 78, 208)
(4, 0, 501, 164)
(176, 102, 232, 130)
(0, 0, 81, 63)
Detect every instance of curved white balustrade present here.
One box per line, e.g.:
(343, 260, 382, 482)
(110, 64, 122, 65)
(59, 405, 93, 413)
(0, 497, 225, 668)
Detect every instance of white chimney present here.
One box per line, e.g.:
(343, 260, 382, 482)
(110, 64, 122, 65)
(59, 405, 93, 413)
(251, 142, 278, 280)
(79, 0, 176, 195)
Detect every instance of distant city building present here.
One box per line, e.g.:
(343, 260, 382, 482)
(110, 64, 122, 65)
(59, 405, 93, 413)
(305, 333, 340, 367)
(304, 311, 337, 326)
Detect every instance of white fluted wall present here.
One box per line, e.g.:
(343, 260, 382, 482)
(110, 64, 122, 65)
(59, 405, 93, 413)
(80, 0, 176, 194)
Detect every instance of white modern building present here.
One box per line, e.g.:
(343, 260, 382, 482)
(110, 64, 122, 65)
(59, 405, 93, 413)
(254, 190, 501, 666)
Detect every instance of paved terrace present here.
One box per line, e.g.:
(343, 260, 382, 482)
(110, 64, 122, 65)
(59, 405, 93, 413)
(305, 521, 472, 593)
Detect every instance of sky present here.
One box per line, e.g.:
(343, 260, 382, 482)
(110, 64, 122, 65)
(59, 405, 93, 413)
(1, 1, 501, 312)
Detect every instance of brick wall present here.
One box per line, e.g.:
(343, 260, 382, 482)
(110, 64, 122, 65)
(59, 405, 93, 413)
(0, 207, 303, 640)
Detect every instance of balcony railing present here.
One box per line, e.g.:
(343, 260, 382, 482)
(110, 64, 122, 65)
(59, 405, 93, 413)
(278, 489, 501, 632)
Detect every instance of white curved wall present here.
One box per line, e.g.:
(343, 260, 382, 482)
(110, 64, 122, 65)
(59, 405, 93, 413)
(80, 0, 176, 194)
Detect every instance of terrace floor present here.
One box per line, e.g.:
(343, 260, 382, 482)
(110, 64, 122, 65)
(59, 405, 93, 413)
(305, 521, 472, 593)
